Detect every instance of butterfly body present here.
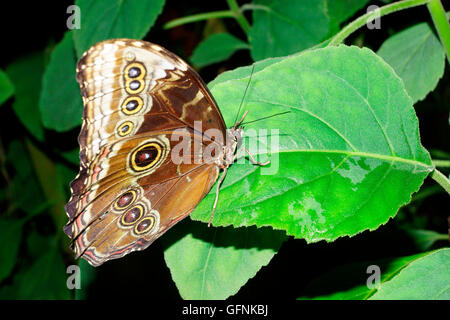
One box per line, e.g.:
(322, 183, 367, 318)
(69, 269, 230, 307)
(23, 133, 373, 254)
(64, 39, 242, 266)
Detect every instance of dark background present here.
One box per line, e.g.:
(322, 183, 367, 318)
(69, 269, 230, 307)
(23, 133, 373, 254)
(0, 1, 448, 300)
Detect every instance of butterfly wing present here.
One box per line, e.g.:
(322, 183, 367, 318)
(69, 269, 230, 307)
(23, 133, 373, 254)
(64, 39, 226, 266)
(72, 132, 220, 266)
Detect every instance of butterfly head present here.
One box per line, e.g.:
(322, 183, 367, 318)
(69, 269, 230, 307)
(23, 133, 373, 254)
(221, 127, 243, 167)
(220, 109, 248, 167)
(229, 126, 243, 143)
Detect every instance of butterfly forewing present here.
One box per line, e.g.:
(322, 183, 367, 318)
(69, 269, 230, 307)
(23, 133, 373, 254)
(64, 39, 226, 266)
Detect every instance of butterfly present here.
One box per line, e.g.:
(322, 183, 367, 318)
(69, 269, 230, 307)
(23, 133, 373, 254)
(64, 39, 266, 266)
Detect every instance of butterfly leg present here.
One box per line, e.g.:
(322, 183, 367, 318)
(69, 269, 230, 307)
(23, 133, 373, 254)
(244, 147, 270, 166)
(233, 144, 270, 166)
(208, 166, 228, 227)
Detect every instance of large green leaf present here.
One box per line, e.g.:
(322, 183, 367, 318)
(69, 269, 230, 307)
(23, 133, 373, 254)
(0, 69, 14, 106)
(5, 53, 45, 141)
(42, 0, 166, 131)
(191, 33, 249, 68)
(298, 251, 432, 299)
(207, 41, 329, 87)
(40, 31, 82, 131)
(164, 221, 286, 299)
(208, 55, 286, 87)
(327, 0, 371, 35)
(73, 0, 165, 57)
(327, 0, 371, 26)
(191, 45, 432, 243)
(248, 0, 368, 61)
(370, 248, 450, 299)
(249, 0, 330, 60)
(377, 22, 446, 103)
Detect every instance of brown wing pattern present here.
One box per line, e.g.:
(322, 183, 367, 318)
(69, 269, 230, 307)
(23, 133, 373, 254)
(64, 39, 225, 266)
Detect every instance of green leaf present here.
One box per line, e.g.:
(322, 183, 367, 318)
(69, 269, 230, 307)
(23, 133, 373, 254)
(191, 33, 249, 68)
(377, 22, 446, 103)
(208, 55, 286, 88)
(207, 41, 327, 88)
(0, 218, 25, 282)
(207, 35, 331, 87)
(298, 251, 430, 300)
(327, 0, 371, 35)
(327, 0, 371, 25)
(370, 248, 450, 299)
(249, 0, 330, 60)
(73, 0, 165, 57)
(14, 245, 71, 299)
(164, 221, 286, 299)
(40, 31, 82, 131)
(403, 228, 448, 251)
(0, 69, 14, 106)
(5, 53, 45, 141)
(192, 45, 432, 243)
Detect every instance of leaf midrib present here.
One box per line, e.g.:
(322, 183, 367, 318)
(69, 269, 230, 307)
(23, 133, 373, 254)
(245, 148, 432, 170)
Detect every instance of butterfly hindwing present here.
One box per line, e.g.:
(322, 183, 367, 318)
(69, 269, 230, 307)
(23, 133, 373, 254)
(74, 144, 219, 267)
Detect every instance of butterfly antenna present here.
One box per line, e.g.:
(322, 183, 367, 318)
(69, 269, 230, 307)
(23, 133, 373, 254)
(233, 64, 256, 127)
(241, 111, 291, 126)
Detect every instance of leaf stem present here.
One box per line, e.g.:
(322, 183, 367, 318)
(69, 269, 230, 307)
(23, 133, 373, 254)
(427, 0, 450, 64)
(227, 0, 251, 34)
(432, 159, 450, 168)
(435, 233, 450, 241)
(240, 4, 270, 13)
(430, 169, 450, 195)
(329, 0, 431, 46)
(163, 10, 235, 30)
(162, 0, 251, 35)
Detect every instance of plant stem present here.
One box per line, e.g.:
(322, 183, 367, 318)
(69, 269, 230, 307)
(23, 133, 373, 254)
(435, 233, 450, 241)
(433, 159, 450, 168)
(430, 169, 450, 195)
(427, 0, 450, 64)
(227, 0, 251, 34)
(241, 4, 271, 13)
(162, 0, 251, 34)
(329, 0, 431, 46)
(163, 10, 235, 30)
